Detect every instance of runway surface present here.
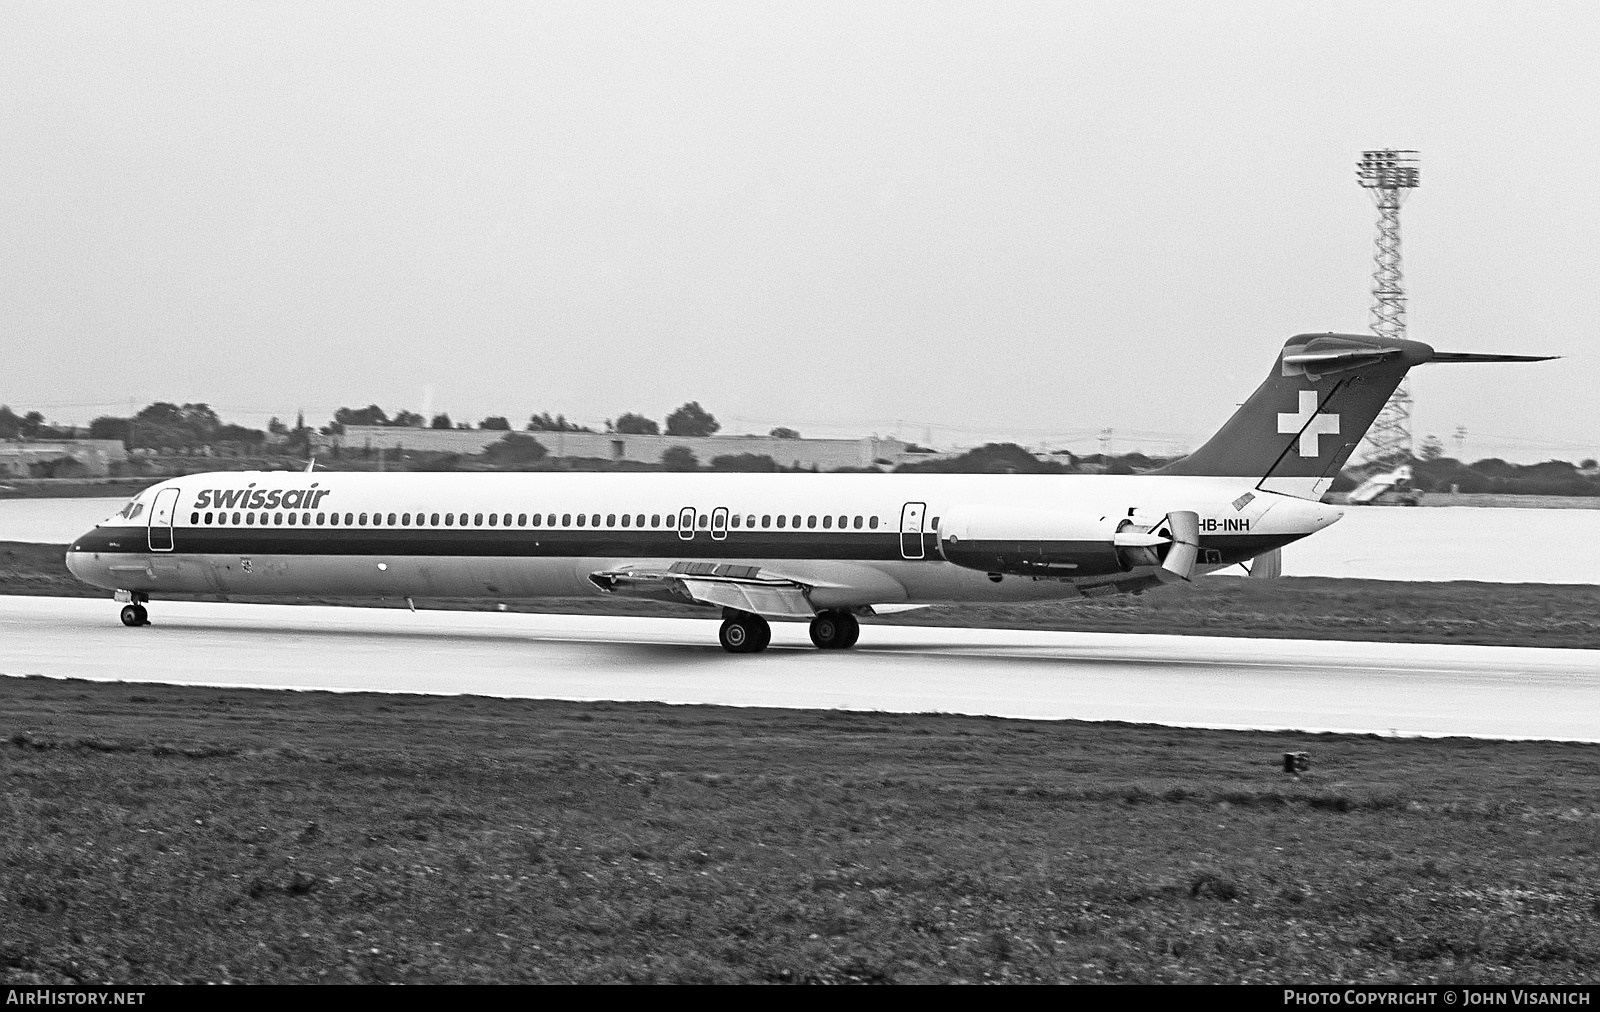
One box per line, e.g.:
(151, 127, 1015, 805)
(3, 498, 1598, 583)
(3, 596, 1595, 741)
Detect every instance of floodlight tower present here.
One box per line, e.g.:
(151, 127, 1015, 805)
(1356, 149, 1421, 464)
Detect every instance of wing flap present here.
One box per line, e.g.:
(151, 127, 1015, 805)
(590, 563, 820, 619)
(679, 578, 816, 618)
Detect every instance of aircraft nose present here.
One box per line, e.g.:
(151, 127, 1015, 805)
(65, 530, 109, 585)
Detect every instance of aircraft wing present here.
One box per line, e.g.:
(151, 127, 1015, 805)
(589, 560, 927, 619)
(589, 561, 818, 618)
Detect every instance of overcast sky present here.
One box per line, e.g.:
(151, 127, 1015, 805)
(2, 1, 1595, 461)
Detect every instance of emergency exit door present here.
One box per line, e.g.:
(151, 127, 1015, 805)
(147, 488, 179, 552)
(899, 502, 926, 560)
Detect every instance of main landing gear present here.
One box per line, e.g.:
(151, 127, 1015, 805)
(719, 610, 772, 654)
(716, 608, 862, 653)
(809, 609, 859, 650)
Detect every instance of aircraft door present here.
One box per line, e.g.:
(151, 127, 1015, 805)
(678, 507, 696, 540)
(710, 507, 728, 541)
(899, 501, 926, 560)
(148, 488, 179, 552)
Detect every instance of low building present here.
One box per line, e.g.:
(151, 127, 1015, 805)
(0, 439, 128, 478)
(332, 426, 921, 470)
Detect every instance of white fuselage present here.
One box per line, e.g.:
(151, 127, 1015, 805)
(66, 471, 1340, 609)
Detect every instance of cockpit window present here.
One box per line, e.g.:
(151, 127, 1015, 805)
(117, 500, 145, 520)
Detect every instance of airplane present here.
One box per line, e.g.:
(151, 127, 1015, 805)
(65, 333, 1551, 653)
(1347, 463, 1423, 506)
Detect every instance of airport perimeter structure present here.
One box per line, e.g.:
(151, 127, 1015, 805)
(331, 426, 925, 471)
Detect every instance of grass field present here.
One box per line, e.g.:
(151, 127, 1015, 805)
(6, 540, 1598, 649)
(2, 677, 1597, 984)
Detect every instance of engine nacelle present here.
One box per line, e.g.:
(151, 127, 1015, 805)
(937, 507, 1199, 581)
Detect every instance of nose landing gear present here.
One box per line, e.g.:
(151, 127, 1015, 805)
(117, 592, 150, 627)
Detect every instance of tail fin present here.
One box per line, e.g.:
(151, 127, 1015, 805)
(1154, 333, 1554, 499)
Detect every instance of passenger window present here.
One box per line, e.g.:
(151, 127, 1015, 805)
(807, 515, 816, 528)
(246, 513, 255, 525)
(839, 515, 848, 528)
(592, 514, 600, 526)
(652, 514, 661, 527)
(303, 513, 310, 525)
(636, 514, 645, 527)
(317, 513, 325, 525)
(531, 514, 541, 527)
(275, 512, 284, 525)
(793, 515, 801, 527)
(822, 515, 832, 529)
(730, 515, 740, 528)
(606, 514, 615, 527)
(203, 512, 213, 524)
(388, 513, 397, 525)
(445, 514, 454, 526)
(547, 514, 556, 526)
(287, 513, 296, 525)
(562, 514, 571, 526)
(401, 513, 410, 525)
(190, 512, 199, 525)
(621, 514, 630, 527)
(576, 514, 585, 527)
(430, 513, 440, 525)
(359, 513, 368, 525)
(762, 515, 771, 527)
(747, 515, 755, 527)
(776, 515, 786, 528)
(665, 514, 674, 528)
(697, 514, 709, 528)
(329, 513, 339, 526)
(233, 512, 241, 525)
(488, 513, 498, 526)
(345, 513, 354, 525)
(853, 516, 863, 528)
(503, 514, 511, 526)
(932, 516, 940, 529)
(869, 516, 878, 529)
(518, 514, 527, 526)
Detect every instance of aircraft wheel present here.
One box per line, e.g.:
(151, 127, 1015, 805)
(720, 615, 767, 654)
(748, 615, 771, 652)
(120, 604, 144, 627)
(809, 611, 847, 649)
(837, 612, 860, 649)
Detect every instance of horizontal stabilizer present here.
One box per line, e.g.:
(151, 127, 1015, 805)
(1427, 352, 1560, 364)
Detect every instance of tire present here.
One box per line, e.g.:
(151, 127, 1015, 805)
(809, 613, 841, 649)
(837, 612, 860, 649)
(720, 618, 751, 653)
(120, 605, 141, 627)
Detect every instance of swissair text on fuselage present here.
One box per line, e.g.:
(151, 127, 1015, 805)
(195, 487, 333, 511)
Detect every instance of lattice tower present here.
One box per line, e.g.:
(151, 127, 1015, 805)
(1356, 149, 1420, 465)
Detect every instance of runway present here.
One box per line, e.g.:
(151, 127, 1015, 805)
(2, 596, 1595, 741)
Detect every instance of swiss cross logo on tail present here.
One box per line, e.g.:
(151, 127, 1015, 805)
(1277, 390, 1340, 458)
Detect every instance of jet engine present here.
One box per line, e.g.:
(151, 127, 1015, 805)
(937, 507, 1200, 581)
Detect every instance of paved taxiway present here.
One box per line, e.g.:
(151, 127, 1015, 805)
(2, 596, 1594, 741)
